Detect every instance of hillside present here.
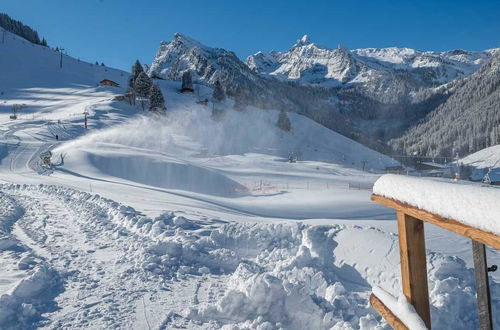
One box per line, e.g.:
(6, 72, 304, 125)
(149, 34, 498, 151)
(461, 144, 500, 168)
(390, 52, 500, 157)
(0, 13, 47, 46)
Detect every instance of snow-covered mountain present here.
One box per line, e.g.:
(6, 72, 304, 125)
(148, 34, 499, 154)
(390, 51, 500, 157)
(247, 34, 496, 88)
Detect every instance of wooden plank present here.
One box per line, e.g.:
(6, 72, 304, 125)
(397, 211, 432, 329)
(370, 293, 409, 330)
(472, 241, 493, 330)
(371, 194, 500, 250)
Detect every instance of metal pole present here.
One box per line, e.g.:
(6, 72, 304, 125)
(472, 241, 493, 330)
(59, 48, 65, 69)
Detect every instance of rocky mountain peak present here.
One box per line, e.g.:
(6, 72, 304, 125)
(293, 34, 312, 48)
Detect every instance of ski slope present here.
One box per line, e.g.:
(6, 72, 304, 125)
(1, 29, 499, 329)
(461, 144, 500, 169)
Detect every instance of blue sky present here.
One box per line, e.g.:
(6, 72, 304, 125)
(2, 0, 500, 71)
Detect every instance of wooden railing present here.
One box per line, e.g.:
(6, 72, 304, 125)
(371, 194, 499, 330)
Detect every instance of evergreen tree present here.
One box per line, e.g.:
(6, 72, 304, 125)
(128, 60, 144, 90)
(276, 109, 292, 131)
(149, 84, 166, 115)
(181, 70, 194, 93)
(0, 13, 47, 46)
(135, 72, 153, 97)
(212, 80, 225, 102)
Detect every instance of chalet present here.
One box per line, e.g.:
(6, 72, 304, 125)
(180, 86, 195, 93)
(469, 168, 488, 181)
(384, 165, 405, 174)
(99, 79, 119, 87)
(414, 161, 448, 171)
(151, 74, 165, 80)
(415, 161, 451, 177)
(196, 98, 209, 105)
(483, 168, 500, 185)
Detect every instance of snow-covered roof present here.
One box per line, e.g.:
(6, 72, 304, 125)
(373, 174, 500, 236)
(418, 161, 449, 169)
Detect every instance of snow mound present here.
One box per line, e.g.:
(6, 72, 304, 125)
(0, 265, 60, 328)
(373, 174, 500, 235)
(0, 192, 24, 250)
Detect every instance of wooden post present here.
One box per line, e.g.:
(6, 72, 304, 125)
(472, 241, 493, 330)
(397, 211, 432, 328)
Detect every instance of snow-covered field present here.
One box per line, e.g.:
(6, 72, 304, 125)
(1, 29, 499, 329)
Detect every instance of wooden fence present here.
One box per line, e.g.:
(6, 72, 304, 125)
(371, 194, 499, 329)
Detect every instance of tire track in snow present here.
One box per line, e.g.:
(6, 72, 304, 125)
(2, 187, 168, 329)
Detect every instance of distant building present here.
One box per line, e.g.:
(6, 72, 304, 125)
(414, 161, 448, 171)
(469, 168, 488, 182)
(384, 165, 405, 174)
(415, 161, 451, 177)
(99, 79, 119, 87)
(196, 98, 209, 105)
(151, 74, 165, 80)
(483, 168, 500, 185)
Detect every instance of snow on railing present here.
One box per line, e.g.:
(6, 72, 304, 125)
(371, 287, 428, 330)
(371, 174, 500, 329)
(373, 174, 500, 236)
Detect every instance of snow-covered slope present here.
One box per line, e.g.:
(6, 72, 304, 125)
(391, 51, 500, 157)
(461, 144, 500, 168)
(0, 28, 127, 91)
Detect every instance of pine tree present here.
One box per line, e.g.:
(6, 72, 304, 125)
(129, 60, 144, 90)
(276, 109, 292, 131)
(212, 80, 225, 102)
(149, 84, 166, 115)
(181, 70, 194, 93)
(135, 72, 153, 97)
(0, 13, 47, 46)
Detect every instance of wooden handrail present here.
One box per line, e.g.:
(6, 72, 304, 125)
(370, 294, 409, 330)
(371, 194, 500, 250)
(371, 192, 499, 329)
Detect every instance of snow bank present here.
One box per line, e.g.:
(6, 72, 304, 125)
(0, 265, 59, 328)
(372, 286, 428, 330)
(0, 192, 24, 251)
(373, 174, 500, 235)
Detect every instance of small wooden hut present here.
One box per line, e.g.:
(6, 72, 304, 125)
(99, 79, 120, 87)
